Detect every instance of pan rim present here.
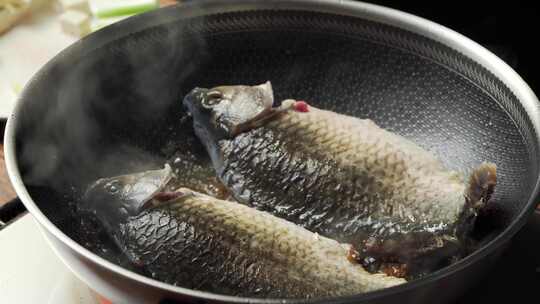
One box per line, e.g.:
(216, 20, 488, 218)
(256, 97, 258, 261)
(4, 0, 540, 303)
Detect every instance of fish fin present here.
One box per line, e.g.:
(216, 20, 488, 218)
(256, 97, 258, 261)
(466, 162, 497, 210)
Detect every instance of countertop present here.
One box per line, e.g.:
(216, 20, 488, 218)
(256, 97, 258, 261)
(0, 214, 100, 303)
(0, 142, 17, 206)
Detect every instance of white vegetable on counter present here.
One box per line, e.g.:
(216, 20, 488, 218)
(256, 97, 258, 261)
(58, 0, 89, 13)
(59, 9, 89, 37)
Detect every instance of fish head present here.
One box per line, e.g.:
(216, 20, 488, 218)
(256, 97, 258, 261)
(80, 164, 174, 229)
(183, 81, 274, 140)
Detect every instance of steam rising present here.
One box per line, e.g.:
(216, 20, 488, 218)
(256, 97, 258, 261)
(18, 12, 209, 193)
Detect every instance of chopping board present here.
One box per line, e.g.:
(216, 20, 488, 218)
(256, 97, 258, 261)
(0, 2, 77, 118)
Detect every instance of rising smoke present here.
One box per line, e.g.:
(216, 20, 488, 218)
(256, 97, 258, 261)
(18, 9, 209, 193)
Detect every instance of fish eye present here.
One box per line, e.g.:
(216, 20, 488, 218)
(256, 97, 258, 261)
(105, 180, 121, 194)
(202, 91, 223, 108)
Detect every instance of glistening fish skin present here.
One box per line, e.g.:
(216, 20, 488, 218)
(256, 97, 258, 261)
(82, 168, 405, 298)
(122, 190, 405, 298)
(183, 82, 497, 266)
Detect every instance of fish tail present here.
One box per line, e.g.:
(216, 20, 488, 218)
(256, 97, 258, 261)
(466, 162, 497, 210)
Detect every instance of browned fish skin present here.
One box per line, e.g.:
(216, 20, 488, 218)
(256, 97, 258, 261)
(215, 109, 465, 259)
(183, 83, 497, 269)
(109, 189, 405, 298)
(82, 165, 405, 298)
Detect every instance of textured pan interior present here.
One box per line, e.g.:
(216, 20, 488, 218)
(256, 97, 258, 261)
(14, 6, 540, 296)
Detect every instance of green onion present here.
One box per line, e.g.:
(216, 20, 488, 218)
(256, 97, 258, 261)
(90, 0, 158, 18)
(90, 14, 134, 32)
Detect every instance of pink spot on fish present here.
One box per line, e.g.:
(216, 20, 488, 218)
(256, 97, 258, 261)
(294, 101, 309, 112)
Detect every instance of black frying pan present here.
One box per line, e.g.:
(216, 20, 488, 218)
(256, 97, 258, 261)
(4, 1, 540, 303)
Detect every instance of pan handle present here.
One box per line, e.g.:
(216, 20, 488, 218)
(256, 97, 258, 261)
(0, 197, 26, 228)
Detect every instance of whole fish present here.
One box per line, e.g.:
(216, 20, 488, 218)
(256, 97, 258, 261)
(183, 82, 497, 269)
(81, 165, 405, 298)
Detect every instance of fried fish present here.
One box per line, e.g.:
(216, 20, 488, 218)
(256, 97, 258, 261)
(183, 82, 496, 269)
(81, 165, 405, 298)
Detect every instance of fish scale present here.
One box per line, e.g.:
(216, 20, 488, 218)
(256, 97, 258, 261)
(184, 83, 496, 272)
(207, 104, 481, 255)
(120, 191, 406, 297)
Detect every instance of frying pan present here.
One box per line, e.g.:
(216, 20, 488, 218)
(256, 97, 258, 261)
(4, 0, 540, 303)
